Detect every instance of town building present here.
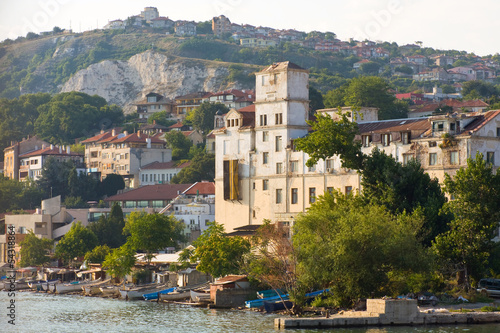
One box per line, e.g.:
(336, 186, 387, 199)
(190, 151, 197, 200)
(175, 21, 197, 36)
(132, 92, 177, 120)
(206, 89, 255, 110)
(81, 129, 172, 188)
(175, 92, 210, 116)
(139, 161, 191, 185)
(212, 15, 231, 37)
(18, 145, 85, 181)
(141, 7, 159, 23)
(3, 136, 50, 180)
(151, 17, 174, 29)
(214, 61, 500, 233)
(240, 37, 278, 48)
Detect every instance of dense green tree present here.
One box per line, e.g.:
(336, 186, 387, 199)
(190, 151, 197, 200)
(294, 191, 431, 307)
(433, 152, 500, 288)
(461, 80, 498, 99)
(84, 245, 111, 264)
(102, 243, 136, 282)
(294, 112, 364, 170)
(34, 92, 123, 145)
(394, 65, 413, 75)
(196, 21, 213, 35)
(360, 61, 381, 75)
(55, 222, 98, 266)
(36, 158, 72, 199)
(147, 111, 177, 127)
(164, 130, 193, 160)
(124, 212, 186, 264)
(19, 231, 54, 267)
(170, 151, 215, 183)
(308, 86, 325, 117)
(0, 176, 43, 213)
(324, 76, 408, 120)
(186, 101, 229, 135)
(189, 222, 250, 278)
(360, 148, 449, 245)
(89, 203, 126, 248)
(98, 174, 125, 197)
(0, 93, 51, 157)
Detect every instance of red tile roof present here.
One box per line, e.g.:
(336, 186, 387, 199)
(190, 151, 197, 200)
(19, 147, 83, 158)
(183, 181, 215, 195)
(104, 184, 192, 202)
(112, 132, 165, 144)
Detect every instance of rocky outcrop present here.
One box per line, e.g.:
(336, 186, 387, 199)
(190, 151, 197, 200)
(61, 51, 248, 113)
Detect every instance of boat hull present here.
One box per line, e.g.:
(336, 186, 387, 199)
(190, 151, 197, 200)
(159, 290, 190, 301)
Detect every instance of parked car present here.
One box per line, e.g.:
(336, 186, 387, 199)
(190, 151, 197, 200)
(476, 278, 500, 297)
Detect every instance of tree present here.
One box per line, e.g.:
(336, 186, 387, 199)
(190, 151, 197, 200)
(36, 158, 73, 199)
(196, 21, 213, 35)
(432, 152, 500, 289)
(294, 191, 430, 307)
(293, 112, 364, 170)
(246, 220, 302, 314)
(189, 222, 250, 278)
(360, 148, 449, 245)
(124, 212, 186, 264)
(461, 80, 498, 99)
(171, 151, 215, 183)
(84, 245, 111, 264)
(164, 130, 193, 160)
(55, 222, 98, 266)
(89, 203, 126, 248)
(98, 174, 125, 197)
(308, 87, 324, 117)
(360, 61, 381, 75)
(0, 175, 42, 213)
(19, 231, 54, 267)
(102, 243, 136, 283)
(186, 101, 229, 135)
(324, 76, 408, 120)
(147, 111, 177, 127)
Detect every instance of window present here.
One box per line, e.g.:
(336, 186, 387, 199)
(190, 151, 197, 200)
(290, 160, 299, 172)
(263, 152, 269, 164)
(309, 187, 316, 204)
(308, 165, 316, 172)
(429, 153, 437, 166)
(275, 113, 283, 125)
(291, 188, 298, 204)
(450, 151, 459, 165)
(260, 114, 267, 126)
(487, 152, 495, 165)
(433, 121, 444, 132)
(402, 132, 411, 145)
(275, 136, 282, 152)
(403, 154, 414, 165)
(276, 189, 282, 204)
(345, 186, 353, 195)
(263, 179, 269, 190)
(326, 159, 334, 169)
(327, 187, 334, 194)
(362, 135, 371, 147)
(429, 141, 437, 147)
(497, 128, 500, 137)
(276, 162, 283, 174)
(450, 122, 456, 131)
(263, 131, 269, 142)
(382, 133, 391, 146)
(252, 182, 255, 190)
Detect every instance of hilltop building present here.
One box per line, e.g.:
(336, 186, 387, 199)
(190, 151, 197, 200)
(3, 136, 49, 180)
(214, 61, 500, 233)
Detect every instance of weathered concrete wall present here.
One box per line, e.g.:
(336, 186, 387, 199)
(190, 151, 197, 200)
(213, 289, 255, 308)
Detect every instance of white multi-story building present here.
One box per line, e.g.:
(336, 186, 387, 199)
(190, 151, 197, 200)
(214, 61, 500, 233)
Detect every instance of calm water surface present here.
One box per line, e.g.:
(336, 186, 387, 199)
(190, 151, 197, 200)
(1, 291, 499, 333)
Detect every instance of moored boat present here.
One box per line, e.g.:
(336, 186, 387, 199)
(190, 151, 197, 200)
(143, 287, 176, 301)
(55, 281, 92, 294)
(119, 284, 165, 300)
(190, 289, 211, 303)
(99, 285, 120, 297)
(159, 289, 191, 302)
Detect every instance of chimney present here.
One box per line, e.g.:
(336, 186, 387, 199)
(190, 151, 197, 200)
(100, 129, 104, 134)
(112, 129, 116, 136)
(146, 138, 151, 148)
(50, 144, 54, 150)
(59, 146, 62, 154)
(137, 130, 141, 138)
(124, 131, 128, 136)
(42, 144, 46, 149)
(67, 146, 70, 154)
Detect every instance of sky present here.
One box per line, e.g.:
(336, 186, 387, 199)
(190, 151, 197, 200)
(1, 0, 500, 56)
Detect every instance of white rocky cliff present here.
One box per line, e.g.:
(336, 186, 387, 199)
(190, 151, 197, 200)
(61, 51, 243, 113)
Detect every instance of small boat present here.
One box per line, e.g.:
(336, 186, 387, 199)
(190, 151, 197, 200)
(190, 289, 211, 303)
(263, 300, 293, 313)
(119, 284, 165, 300)
(257, 289, 285, 299)
(28, 279, 57, 292)
(159, 289, 191, 302)
(83, 279, 111, 296)
(55, 280, 92, 294)
(99, 285, 120, 297)
(143, 287, 176, 301)
(245, 289, 329, 308)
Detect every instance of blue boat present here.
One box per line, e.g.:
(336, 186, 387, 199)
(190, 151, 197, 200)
(143, 287, 177, 301)
(256, 289, 285, 299)
(245, 289, 329, 308)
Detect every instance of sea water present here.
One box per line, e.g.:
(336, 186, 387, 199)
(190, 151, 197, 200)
(1, 291, 499, 332)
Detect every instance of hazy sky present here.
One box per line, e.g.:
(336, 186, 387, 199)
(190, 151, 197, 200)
(1, 0, 499, 56)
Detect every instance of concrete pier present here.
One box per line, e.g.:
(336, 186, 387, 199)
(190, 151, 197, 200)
(275, 299, 500, 329)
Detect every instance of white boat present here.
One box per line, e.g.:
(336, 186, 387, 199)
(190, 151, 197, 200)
(190, 289, 211, 303)
(99, 285, 120, 297)
(83, 279, 111, 296)
(119, 284, 165, 300)
(54, 281, 90, 294)
(159, 290, 191, 302)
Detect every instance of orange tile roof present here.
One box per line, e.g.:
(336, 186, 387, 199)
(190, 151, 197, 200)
(19, 147, 83, 158)
(104, 184, 192, 202)
(183, 181, 215, 195)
